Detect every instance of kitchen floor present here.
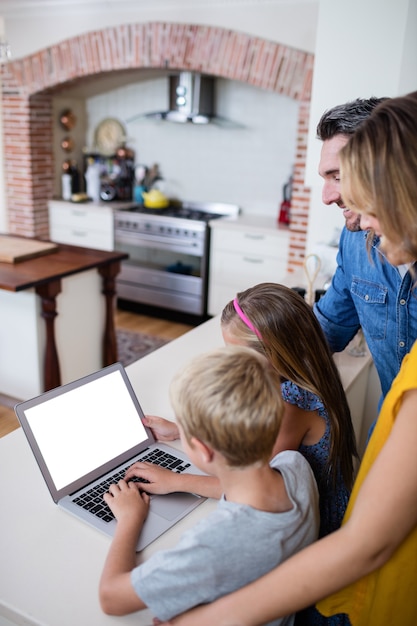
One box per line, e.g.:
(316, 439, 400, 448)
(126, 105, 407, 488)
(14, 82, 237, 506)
(0, 308, 194, 439)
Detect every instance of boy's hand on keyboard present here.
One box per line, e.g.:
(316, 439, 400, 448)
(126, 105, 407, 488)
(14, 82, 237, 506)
(103, 479, 150, 526)
(125, 462, 185, 494)
(142, 415, 180, 442)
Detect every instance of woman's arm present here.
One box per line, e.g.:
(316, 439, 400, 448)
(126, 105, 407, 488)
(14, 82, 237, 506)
(158, 389, 417, 626)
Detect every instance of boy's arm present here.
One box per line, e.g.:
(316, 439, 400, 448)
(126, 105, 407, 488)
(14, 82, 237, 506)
(124, 462, 222, 499)
(99, 480, 150, 616)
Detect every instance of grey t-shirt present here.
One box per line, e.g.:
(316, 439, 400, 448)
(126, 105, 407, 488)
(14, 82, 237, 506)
(131, 450, 319, 624)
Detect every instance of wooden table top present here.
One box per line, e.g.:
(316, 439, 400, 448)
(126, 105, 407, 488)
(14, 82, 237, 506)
(0, 238, 128, 291)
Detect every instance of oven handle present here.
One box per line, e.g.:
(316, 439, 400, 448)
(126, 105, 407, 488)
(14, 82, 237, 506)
(115, 229, 204, 255)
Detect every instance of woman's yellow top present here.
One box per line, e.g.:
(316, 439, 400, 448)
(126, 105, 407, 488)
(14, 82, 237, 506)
(317, 341, 417, 626)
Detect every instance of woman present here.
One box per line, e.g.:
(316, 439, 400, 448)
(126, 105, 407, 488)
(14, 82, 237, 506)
(157, 91, 417, 626)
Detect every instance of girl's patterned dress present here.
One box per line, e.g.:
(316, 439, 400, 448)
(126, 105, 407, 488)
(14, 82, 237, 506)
(281, 381, 351, 626)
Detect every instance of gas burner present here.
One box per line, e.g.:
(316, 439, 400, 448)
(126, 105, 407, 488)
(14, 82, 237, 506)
(128, 204, 223, 223)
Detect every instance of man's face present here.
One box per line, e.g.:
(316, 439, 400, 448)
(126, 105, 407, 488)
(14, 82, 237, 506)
(318, 135, 362, 232)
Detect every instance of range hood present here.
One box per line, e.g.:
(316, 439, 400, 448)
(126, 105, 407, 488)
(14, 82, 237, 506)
(126, 72, 242, 128)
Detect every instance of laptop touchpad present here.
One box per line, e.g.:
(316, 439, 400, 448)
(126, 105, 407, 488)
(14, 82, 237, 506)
(151, 492, 201, 520)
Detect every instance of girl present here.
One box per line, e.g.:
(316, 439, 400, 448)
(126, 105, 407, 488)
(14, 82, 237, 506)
(221, 282, 357, 540)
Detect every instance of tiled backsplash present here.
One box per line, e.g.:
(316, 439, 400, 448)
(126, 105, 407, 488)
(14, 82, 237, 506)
(86, 76, 299, 218)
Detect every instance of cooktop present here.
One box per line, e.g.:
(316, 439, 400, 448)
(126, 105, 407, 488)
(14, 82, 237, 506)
(125, 201, 240, 222)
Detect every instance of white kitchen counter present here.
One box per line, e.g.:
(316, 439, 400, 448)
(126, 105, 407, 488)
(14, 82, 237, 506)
(50, 199, 137, 211)
(0, 315, 374, 625)
(209, 212, 290, 236)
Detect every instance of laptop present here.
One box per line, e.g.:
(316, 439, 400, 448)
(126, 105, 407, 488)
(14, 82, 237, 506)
(15, 362, 206, 551)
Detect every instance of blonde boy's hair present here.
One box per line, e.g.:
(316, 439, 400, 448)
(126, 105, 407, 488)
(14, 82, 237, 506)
(169, 345, 283, 467)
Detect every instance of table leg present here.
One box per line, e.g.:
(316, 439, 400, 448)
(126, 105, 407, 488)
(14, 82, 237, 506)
(35, 280, 62, 391)
(98, 261, 121, 366)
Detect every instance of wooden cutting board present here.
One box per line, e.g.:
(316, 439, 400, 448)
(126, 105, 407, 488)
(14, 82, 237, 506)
(0, 235, 59, 263)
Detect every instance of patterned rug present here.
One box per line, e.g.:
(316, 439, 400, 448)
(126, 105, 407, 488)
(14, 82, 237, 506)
(116, 329, 169, 367)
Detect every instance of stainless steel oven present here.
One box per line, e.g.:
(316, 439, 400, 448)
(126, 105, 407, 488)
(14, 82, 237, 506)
(114, 202, 239, 316)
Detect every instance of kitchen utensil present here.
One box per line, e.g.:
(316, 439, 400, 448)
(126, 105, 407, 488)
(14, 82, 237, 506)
(135, 164, 147, 184)
(142, 189, 169, 209)
(61, 136, 74, 153)
(59, 109, 76, 131)
(303, 254, 321, 306)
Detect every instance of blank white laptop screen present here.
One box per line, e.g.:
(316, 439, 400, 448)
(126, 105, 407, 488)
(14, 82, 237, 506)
(23, 369, 148, 491)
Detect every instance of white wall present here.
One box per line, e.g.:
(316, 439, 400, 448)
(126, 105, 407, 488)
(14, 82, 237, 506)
(0, 0, 318, 59)
(305, 0, 417, 263)
(85, 77, 298, 214)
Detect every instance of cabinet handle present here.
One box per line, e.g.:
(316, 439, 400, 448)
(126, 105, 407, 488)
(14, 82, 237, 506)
(243, 257, 264, 264)
(244, 233, 265, 240)
(71, 230, 88, 237)
(71, 210, 87, 217)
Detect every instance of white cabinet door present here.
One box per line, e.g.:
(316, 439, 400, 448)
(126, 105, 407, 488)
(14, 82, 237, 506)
(48, 201, 114, 251)
(212, 229, 283, 257)
(208, 225, 289, 315)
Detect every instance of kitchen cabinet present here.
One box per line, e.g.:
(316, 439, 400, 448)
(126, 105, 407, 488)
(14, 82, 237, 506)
(208, 215, 290, 315)
(48, 200, 116, 251)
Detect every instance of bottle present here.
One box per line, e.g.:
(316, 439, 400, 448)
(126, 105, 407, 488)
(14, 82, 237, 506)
(61, 173, 72, 200)
(85, 158, 101, 202)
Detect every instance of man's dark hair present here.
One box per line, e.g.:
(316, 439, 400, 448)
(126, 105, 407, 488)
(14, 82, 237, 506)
(316, 97, 389, 140)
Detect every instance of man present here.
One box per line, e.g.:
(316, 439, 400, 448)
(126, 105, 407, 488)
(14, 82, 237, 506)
(313, 98, 417, 404)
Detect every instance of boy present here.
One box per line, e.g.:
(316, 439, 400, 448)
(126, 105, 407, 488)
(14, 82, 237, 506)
(99, 345, 319, 625)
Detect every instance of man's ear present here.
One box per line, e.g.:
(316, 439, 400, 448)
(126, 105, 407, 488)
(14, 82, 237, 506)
(190, 436, 215, 463)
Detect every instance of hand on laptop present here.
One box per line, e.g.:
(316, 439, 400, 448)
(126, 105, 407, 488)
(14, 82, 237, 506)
(142, 415, 180, 442)
(124, 462, 184, 494)
(103, 480, 150, 526)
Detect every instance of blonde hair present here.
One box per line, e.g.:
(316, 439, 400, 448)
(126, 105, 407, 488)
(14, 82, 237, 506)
(169, 345, 283, 467)
(221, 283, 357, 489)
(340, 90, 417, 262)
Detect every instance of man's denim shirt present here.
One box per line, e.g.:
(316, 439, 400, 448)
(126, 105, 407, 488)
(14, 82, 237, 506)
(314, 228, 417, 400)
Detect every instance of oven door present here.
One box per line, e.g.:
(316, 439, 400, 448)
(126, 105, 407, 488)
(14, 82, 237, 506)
(115, 230, 208, 315)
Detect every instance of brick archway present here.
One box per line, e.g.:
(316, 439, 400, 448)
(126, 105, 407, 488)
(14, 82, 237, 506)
(1, 22, 313, 271)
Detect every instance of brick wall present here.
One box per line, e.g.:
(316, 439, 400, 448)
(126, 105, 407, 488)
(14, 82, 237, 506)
(1, 22, 313, 271)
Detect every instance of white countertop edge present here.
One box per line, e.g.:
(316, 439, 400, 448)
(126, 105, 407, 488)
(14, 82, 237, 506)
(209, 213, 290, 235)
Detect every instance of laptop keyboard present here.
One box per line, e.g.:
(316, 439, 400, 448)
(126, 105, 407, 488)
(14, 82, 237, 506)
(72, 448, 191, 523)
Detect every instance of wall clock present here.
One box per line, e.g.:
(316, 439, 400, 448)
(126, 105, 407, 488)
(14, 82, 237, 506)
(94, 118, 126, 156)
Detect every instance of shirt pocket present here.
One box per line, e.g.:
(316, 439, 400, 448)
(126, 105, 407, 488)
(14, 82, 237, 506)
(350, 276, 388, 340)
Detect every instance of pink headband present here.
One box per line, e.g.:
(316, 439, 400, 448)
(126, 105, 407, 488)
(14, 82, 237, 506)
(233, 297, 262, 339)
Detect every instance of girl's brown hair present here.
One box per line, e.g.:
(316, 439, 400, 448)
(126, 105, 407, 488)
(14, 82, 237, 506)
(221, 282, 358, 489)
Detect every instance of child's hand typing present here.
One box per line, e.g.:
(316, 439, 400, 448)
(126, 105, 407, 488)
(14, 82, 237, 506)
(103, 479, 150, 526)
(124, 461, 185, 494)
